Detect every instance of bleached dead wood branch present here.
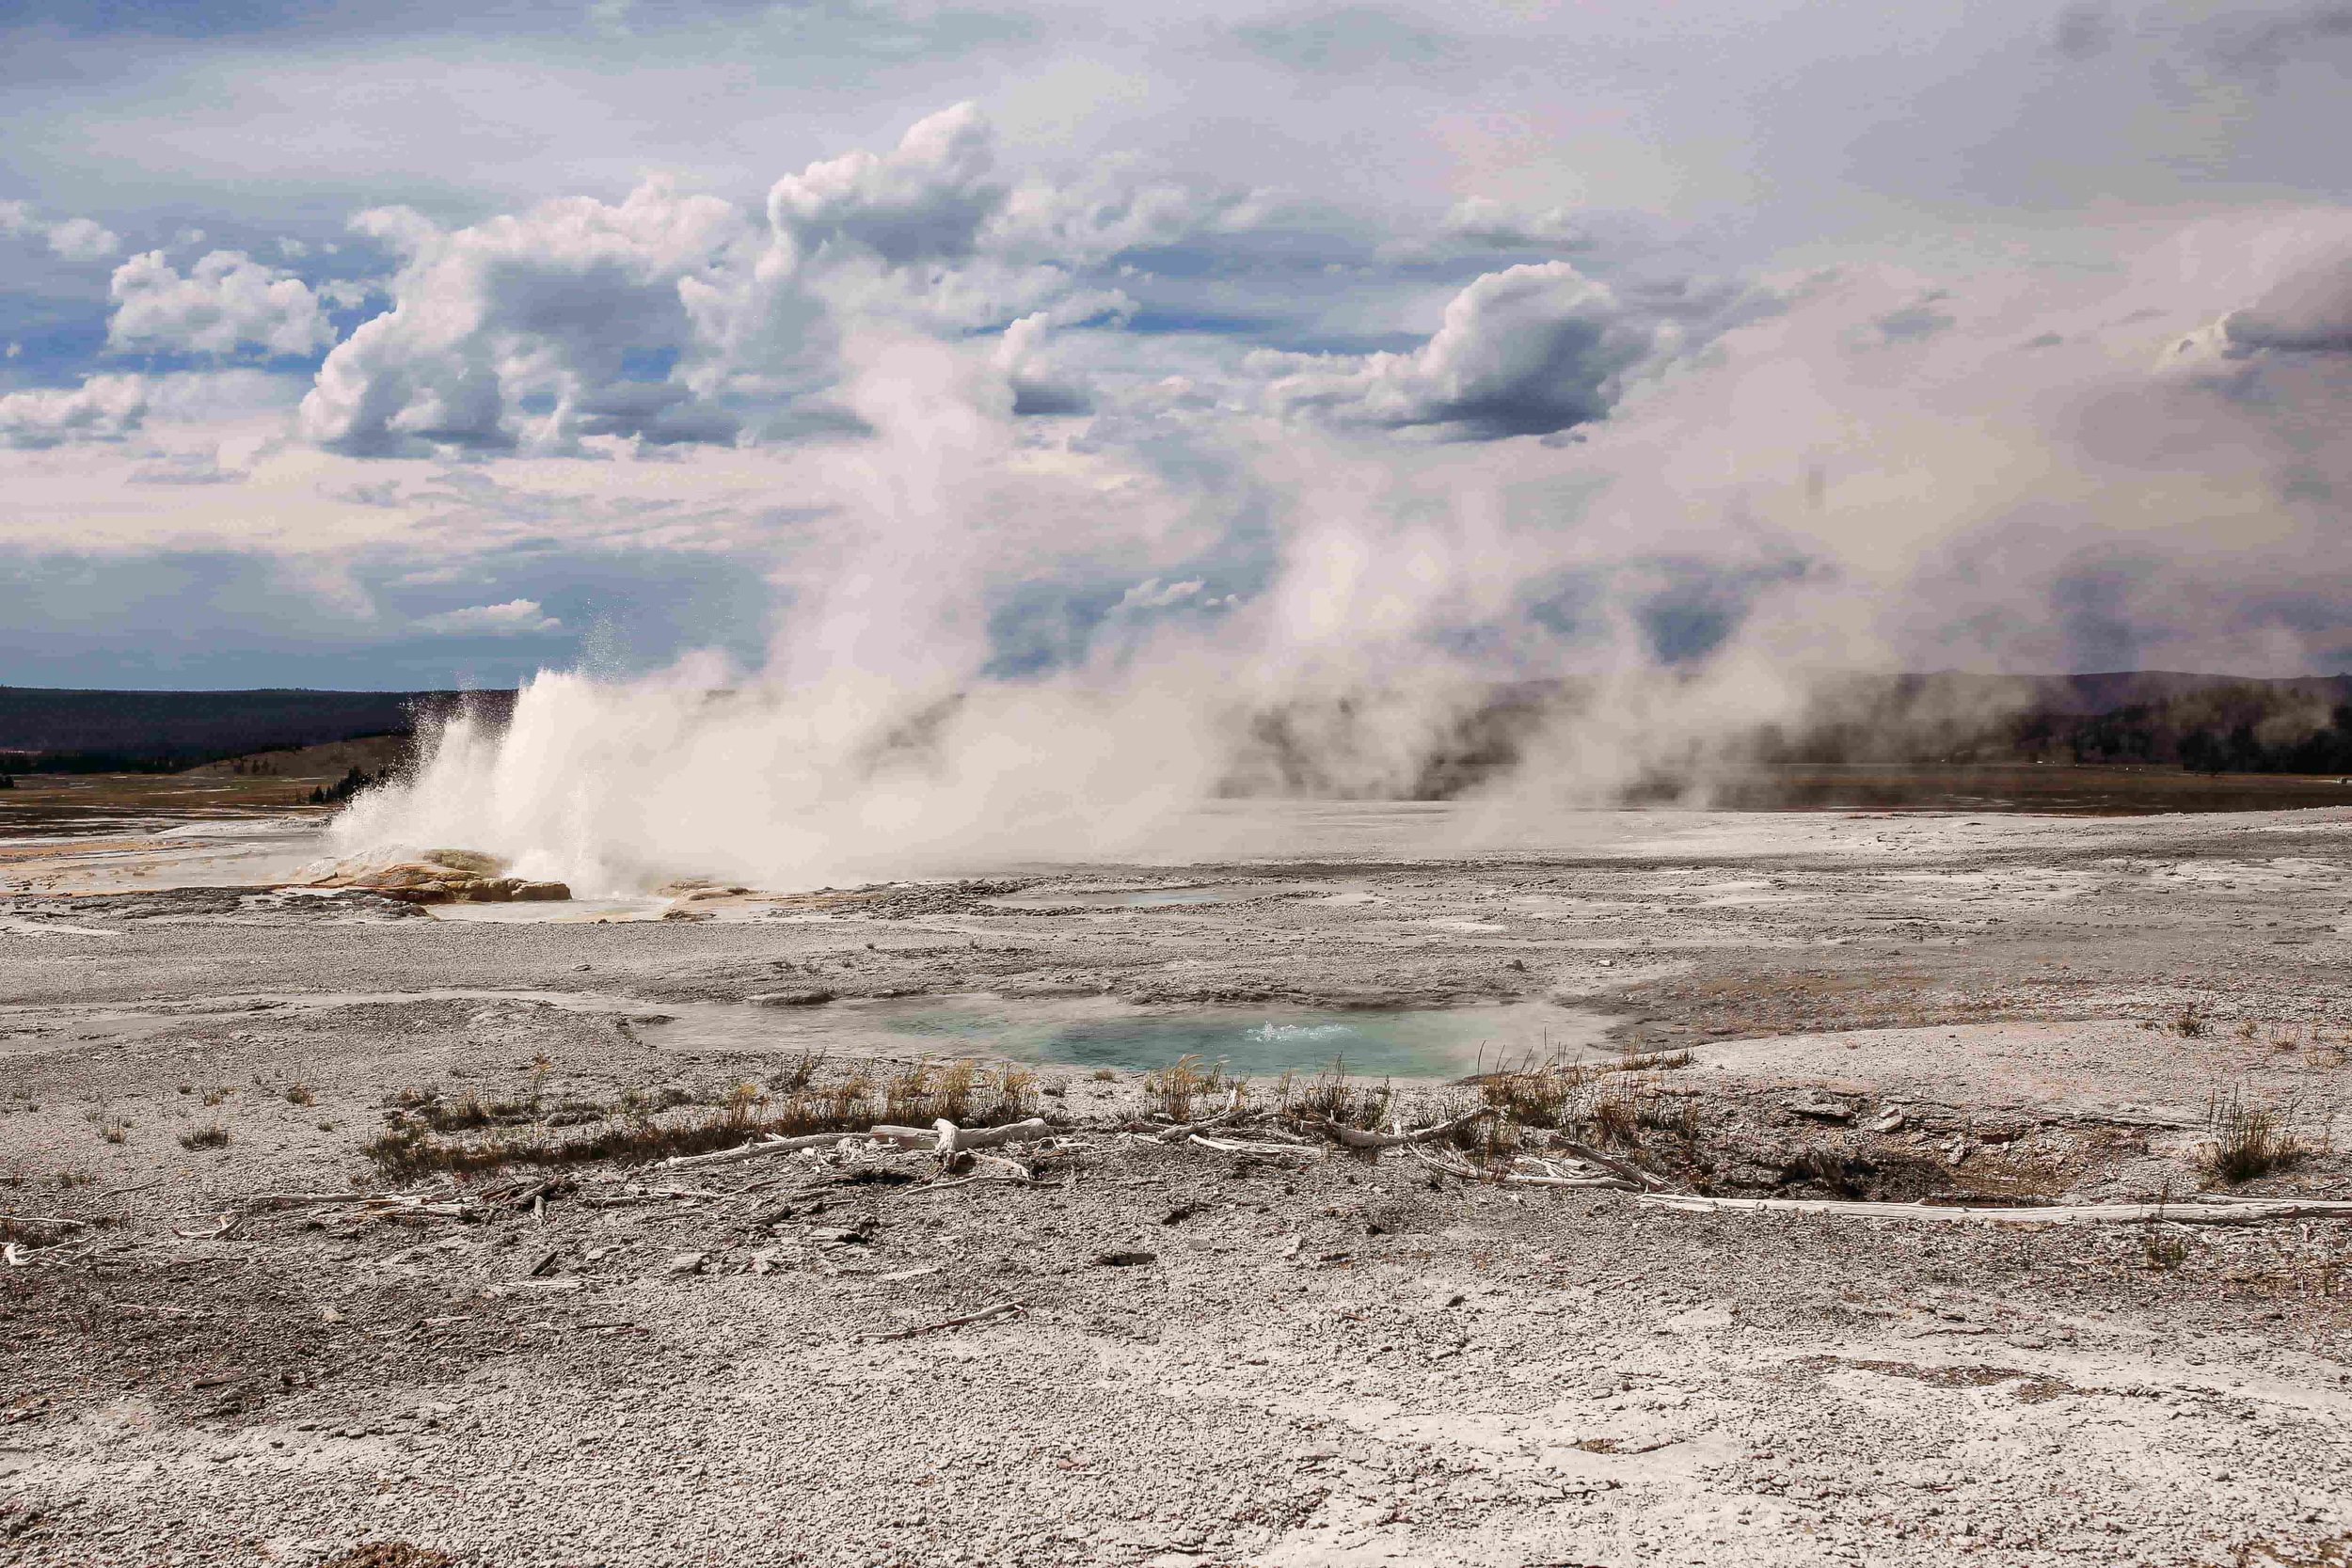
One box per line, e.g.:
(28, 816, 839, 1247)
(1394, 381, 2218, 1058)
(1187, 1133, 1315, 1158)
(1553, 1139, 1670, 1192)
(857, 1299, 1025, 1341)
(1316, 1108, 1491, 1150)
(1408, 1145, 1481, 1181)
(866, 1117, 1057, 1152)
(170, 1214, 236, 1240)
(661, 1131, 854, 1170)
(1136, 1107, 1248, 1143)
(1638, 1195, 2352, 1226)
(1506, 1157, 1638, 1193)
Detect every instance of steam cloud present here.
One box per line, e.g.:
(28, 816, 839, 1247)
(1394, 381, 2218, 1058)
(300, 111, 2352, 895)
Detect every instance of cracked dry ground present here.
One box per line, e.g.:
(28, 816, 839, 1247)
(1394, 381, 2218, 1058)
(3, 803, 2351, 1566)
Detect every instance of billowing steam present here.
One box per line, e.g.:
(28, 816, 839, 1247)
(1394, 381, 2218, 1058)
(325, 114, 2352, 895)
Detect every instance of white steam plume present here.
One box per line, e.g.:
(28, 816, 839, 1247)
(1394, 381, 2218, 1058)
(322, 120, 2352, 895)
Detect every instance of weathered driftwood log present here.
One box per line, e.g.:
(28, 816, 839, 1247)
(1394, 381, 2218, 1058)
(1553, 1138, 1669, 1192)
(1188, 1134, 1315, 1158)
(1638, 1194, 2352, 1226)
(662, 1131, 854, 1171)
(1146, 1107, 1248, 1143)
(1316, 1108, 1492, 1150)
(239, 1191, 406, 1211)
(1508, 1174, 1640, 1191)
(1408, 1145, 1482, 1181)
(1506, 1155, 1639, 1193)
(866, 1117, 1057, 1152)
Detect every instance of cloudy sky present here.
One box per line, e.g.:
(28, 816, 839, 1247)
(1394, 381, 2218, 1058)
(5, 0, 2352, 690)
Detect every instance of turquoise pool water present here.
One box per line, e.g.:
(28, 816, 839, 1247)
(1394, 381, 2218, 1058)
(842, 997, 1607, 1079)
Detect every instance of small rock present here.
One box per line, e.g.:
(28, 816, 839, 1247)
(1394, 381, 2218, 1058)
(1092, 1250, 1157, 1268)
(667, 1252, 709, 1275)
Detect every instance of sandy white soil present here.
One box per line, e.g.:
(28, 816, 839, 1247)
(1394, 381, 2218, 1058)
(2, 802, 2348, 1567)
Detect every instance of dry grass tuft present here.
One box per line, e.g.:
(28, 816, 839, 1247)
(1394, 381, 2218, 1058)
(1279, 1060, 1390, 1131)
(1145, 1054, 1246, 1123)
(284, 1082, 315, 1106)
(1478, 1060, 1591, 1131)
(2200, 1087, 2318, 1186)
(769, 1050, 826, 1092)
(361, 1059, 1040, 1179)
(1586, 1081, 1643, 1145)
(2174, 999, 2208, 1039)
(179, 1124, 230, 1151)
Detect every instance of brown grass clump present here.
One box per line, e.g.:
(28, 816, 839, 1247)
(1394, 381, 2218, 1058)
(284, 1082, 315, 1106)
(1586, 1081, 1643, 1145)
(1478, 1061, 1590, 1131)
(1635, 1086, 1701, 1143)
(1279, 1061, 1390, 1131)
(200, 1086, 231, 1106)
(770, 1050, 826, 1092)
(2174, 999, 2208, 1038)
(87, 1109, 130, 1145)
(179, 1125, 230, 1150)
(360, 1061, 1040, 1179)
(2200, 1088, 2317, 1186)
(1145, 1054, 1246, 1123)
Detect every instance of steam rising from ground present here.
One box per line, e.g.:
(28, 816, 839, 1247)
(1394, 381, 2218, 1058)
(324, 115, 2352, 895)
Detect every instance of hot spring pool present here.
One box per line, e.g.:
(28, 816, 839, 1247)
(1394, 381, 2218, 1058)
(654, 994, 1614, 1080)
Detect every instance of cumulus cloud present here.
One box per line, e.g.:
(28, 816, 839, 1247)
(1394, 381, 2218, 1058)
(0, 200, 121, 261)
(107, 249, 338, 357)
(299, 181, 750, 455)
(285, 105, 1281, 457)
(1114, 578, 1204, 610)
(2215, 251, 2352, 355)
(1258, 261, 1684, 439)
(0, 374, 148, 449)
(416, 599, 564, 636)
(2159, 232, 2352, 397)
(1440, 198, 1584, 251)
(991, 305, 1126, 417)
(987, 162, 1277, 266)
(768, 102, 1002, 268)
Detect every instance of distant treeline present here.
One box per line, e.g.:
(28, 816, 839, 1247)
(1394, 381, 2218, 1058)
(1748, 673, 2352, 770)
(0, 686, 514, 774)
(2, 673, 2349, 788)
(1232, 672, 2352, 797)
(308, 766, 382, 806)
(2042, 699, 2352, 775)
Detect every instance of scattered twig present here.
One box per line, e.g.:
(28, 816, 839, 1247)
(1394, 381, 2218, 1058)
(1554, 1139, 1671, 1193)
(170, 1214, 236, 1241)
(857, 1299, 1025, 1342)
(1314, 1108, 1492, 1151)
(1506, 1156, 1638, 1193)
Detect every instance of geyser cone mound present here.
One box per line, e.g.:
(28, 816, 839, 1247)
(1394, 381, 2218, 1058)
(296, 847, 570, 906)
